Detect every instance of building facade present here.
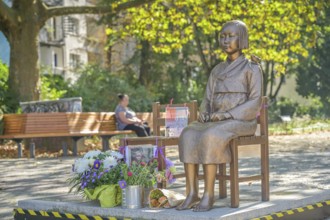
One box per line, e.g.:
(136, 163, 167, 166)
(39, 0, 107, 82)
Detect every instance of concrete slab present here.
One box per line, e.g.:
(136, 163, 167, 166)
(2, 132, 330, 219)
(16, 189, 330, 220)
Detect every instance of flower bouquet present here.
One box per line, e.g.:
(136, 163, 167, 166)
(68, 150, 125, 208)
(118, 159, 159, 209)
(155, 158, 177, 186)
(149, 158, 182, 209)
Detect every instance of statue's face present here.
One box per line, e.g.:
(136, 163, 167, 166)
(219, 24, 240, 55)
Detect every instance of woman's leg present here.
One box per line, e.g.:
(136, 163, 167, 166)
(176, 163, 200, 210)
(142, 122, 151, 136)
(194, 164, 217, 212)
(124, 124, 148, 137)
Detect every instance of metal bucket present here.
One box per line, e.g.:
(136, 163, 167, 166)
(122, 185, 144, 209)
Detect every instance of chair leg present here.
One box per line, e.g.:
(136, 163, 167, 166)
(230, 140, 239, 208)
(261, 143, 270, 201)
(219, 163, 227, 199)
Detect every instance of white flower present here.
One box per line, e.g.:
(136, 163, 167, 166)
(88, 158, 95, 167)
(103, 156, 118, 169)
(106, 150, 124, 159)
(74, 158, 90, 174)
(83, 150, 101, 159)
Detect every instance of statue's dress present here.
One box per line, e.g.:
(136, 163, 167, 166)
(179, 55, 263, 164)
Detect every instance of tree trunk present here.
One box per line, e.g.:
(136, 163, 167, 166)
(8, 29, 40, 104)
(7, 1, 41, 105)
(139, 40, 151, 86)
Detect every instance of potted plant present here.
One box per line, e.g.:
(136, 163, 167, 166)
(118, 160, 158, 209)
(68, 150, 125, 208)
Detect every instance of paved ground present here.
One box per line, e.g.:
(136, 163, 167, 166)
(1, 132, 330, 219)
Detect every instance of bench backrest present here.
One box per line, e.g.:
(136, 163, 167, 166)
(2, 112, 118, 135)
(2, 114, 26, 135)
(152, 100, 198, 136)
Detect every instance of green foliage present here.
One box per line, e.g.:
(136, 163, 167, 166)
(270, 96, 325, 122)
(68, 65, 153, 112)
(106, 0, 326, 74)
(119, 43, 206, 106)
(0, 60, 8, 112)
(295, 6, 330, 116)
(119, 160, 158, 187)
(269, 117, 330, 135)
(40, 74, 71, 100)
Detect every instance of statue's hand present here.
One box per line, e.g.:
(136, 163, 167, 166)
(198, 112, 210, 123)
(210, 112, 226, 122)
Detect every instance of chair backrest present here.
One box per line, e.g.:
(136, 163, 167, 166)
(258, 96, 268, 137)
(152, 100, 198, 136)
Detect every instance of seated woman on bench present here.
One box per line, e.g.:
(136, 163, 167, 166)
(115, 94, 150, 137)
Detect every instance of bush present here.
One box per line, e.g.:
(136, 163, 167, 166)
(269, 96, 326, 123)
(40, 74, 71, 100)
(0, 61, 9, 113)
(67, 65, 153, 112)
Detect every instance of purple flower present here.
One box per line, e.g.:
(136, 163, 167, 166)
(83, 182, 87, 187)
(165, 158, 174, 169)
(118, 180, 127, 189)
(93, 160, 101, 170)
(97, 172, 104, 180)
(92, 179, 95, 183)
(166, 169, 176, 184)
(105, 169, 109, 173)
(93, 172, 97, 177)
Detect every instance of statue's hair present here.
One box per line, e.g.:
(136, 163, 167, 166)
(221, 20, 249, 49)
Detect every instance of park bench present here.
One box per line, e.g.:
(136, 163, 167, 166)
(121, 97, 269, 208)
(0, 112, 152, 158)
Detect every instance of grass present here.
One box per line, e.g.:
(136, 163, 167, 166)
(269, 117, 330, 135)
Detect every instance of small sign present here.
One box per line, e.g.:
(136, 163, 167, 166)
(125, 145, 157, 165)
(165, 107, 189, 137)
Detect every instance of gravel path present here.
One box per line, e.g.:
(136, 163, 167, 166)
(1, 132, 330, 220)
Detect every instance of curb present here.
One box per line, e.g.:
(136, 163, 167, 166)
(13, 200, 330, 220)
(252, 200, 330, 220)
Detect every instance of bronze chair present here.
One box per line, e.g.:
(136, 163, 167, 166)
(217, 96, 270, 207)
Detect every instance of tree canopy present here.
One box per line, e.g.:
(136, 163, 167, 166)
(106, 0, 327, 99)
(0, 0, 152, 110)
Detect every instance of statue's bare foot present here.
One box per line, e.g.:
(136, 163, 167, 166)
(176, 194, 200, 211)
(193, 194, 214, 212)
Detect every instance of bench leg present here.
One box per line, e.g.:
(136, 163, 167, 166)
(14, 139, 23, 158)
(72, 137, 82, 156)
(29, 141, 35, 159)
(230, 141, 239, 208)
(101, 136, 112, 151)
(261, 143, 270, 201)
(219, 163, 227, 199)
(62, 142, 68, 157)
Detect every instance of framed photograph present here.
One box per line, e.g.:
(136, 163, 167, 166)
(165, 106, 189, 137)
(125, 145, 157, 165)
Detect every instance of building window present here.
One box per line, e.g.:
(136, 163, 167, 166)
(70, 54, 80, 68)
(66, 17, 79, 35)
(53, 17, 57, 40)
(54, 53, 58, 67)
